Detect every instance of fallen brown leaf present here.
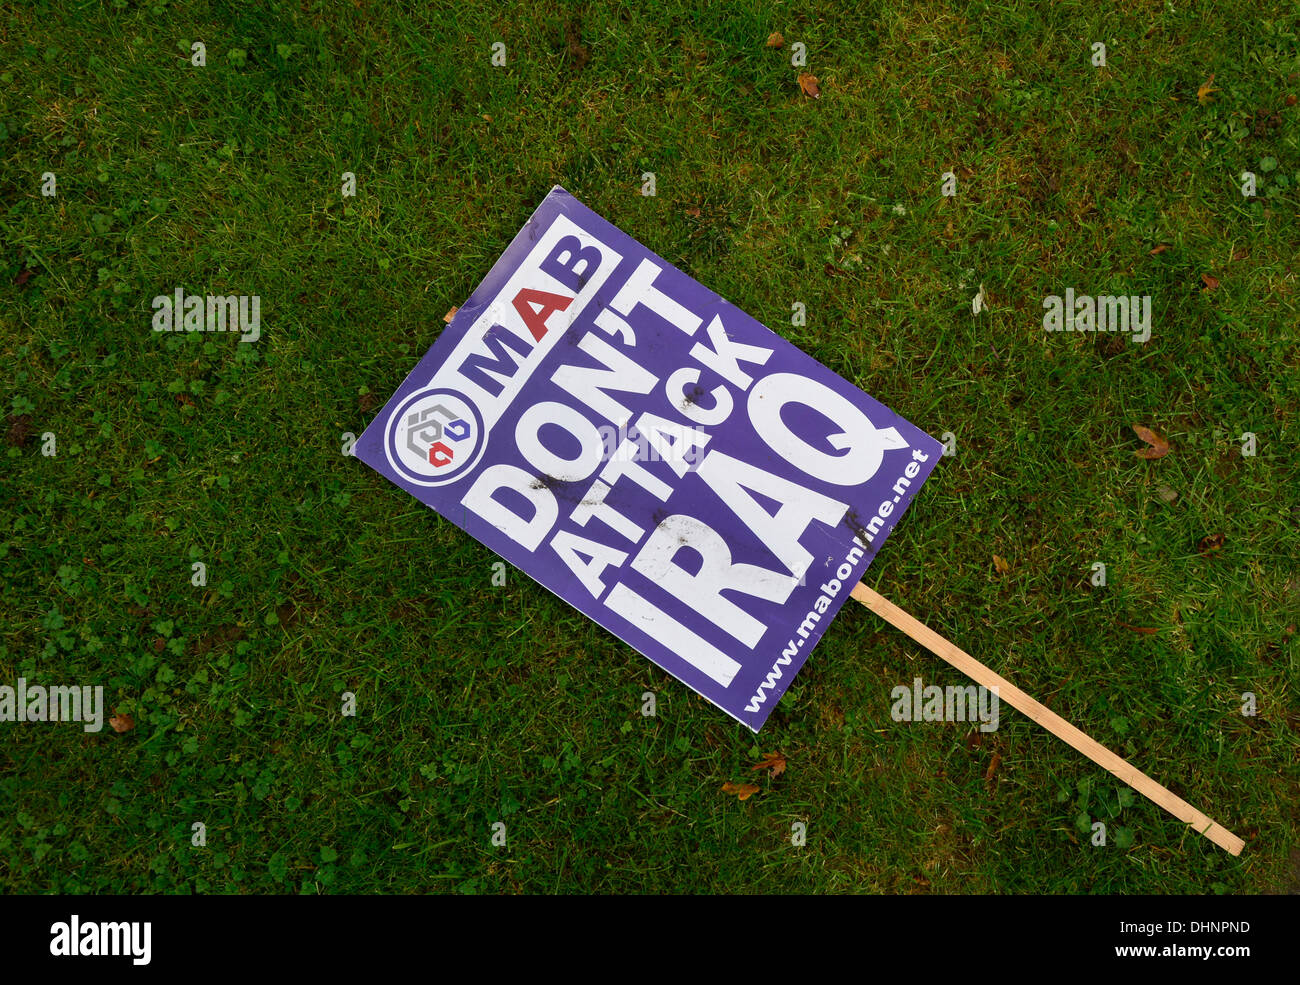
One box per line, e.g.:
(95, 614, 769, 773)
(685, 206, 701, 218)
(1132, 424, 1171, 459)
(765, 31, 784, 49)
(992, 554, 1010, 575)
(1198, 532, 1225, 556)
(443, 306, 459, 323)
(1118, 622, 1159, 635)
(721, 781, 761, 801)
(798, 72, 820, 98)
(1197, 75, 1218, 105)
(1155, 484, 1179, 503)
(14, 266, 34, 288)
(109, 712, 135, 733)
(1201, 273, 1220, 291)
(751, 751, 787, 778)
(1232, 247, 1248, 261)
(1148, 244, 1169, 256)
(984, 751, 1002, 784)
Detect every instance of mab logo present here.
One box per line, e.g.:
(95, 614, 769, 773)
(386, 387, 484, 486)
(405, 403, 469, 467)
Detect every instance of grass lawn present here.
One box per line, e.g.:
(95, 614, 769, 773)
(1, 0, 1297, 893)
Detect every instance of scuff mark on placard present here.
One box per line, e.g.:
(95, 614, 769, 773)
(680, 383, 706, 411)
(843, 507, 876, 553)
(530, 472, 604, 507)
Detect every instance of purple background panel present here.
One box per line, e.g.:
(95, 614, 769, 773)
(356, 187, 943, 731)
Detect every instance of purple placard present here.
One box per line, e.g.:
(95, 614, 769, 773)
(355, 187, 942, 731)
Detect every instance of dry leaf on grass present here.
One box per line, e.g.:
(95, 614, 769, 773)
(992, 554, 1010, 575)
(721, 782, 761, 801)
(1198, 532, 1226, 556)
(1148, 244, 1169, 255)
(443, 306, 459, 323)
(1118, 622, 1159, 635)
(751, 751, 787, 778)
(109, 712, 135, 733)
(1197, 75, 1219, 105)
(984, 751, 1002, 785)
(1132, 424, 1171, 459)
(798, 72, 820, 98)
(765, 31, 784, 49)
(1201, 273, 1220, 291)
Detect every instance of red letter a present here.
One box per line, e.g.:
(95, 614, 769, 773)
(512, 288, 572, 342)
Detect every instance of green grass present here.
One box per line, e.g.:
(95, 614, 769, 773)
(1, 0, 1297, 893)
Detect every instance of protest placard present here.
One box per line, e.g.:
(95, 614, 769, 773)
(355, 186, 941, 731)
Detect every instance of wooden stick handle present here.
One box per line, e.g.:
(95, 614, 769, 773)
(851, 583, 1245, 856)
